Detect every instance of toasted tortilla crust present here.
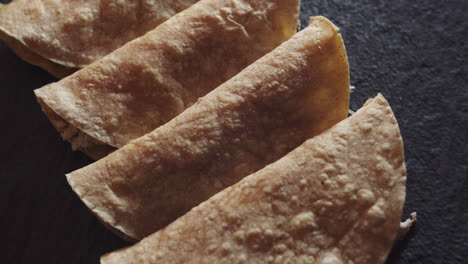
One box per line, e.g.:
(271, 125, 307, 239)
(66, 16, 350, 240)
(34, 0, 301, 159)
(100, 94, 406, 264)
(0, 0, 199, 76)
(35, 96, 116, 160)
(0, 30, 76, 78)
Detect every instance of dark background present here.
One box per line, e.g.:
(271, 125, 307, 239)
(1, 0, 466, 263)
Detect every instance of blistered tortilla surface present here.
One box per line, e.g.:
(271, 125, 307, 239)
(66, 16, 350, 240)
(0, 0, 199, 76)
(101, 94, 406, 264)
(35, 0, 301, 158)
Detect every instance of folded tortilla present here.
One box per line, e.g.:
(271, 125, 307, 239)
(101, 94, 406, 264)
(0, 0, 200, 77)
(34, 0, 301, 159)
(66, 16, 350, 240)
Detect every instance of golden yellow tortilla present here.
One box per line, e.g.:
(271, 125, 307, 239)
(66, 16, 350, 240)
(100, 94, 406, 264)
(34, 0, 301, 159)
(0, 0, 200, 77)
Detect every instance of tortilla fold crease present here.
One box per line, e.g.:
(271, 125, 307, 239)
(101, 94, 406, 264)
(0, 0, 200, 77)
(34, 0, 301, 159)
(66, 16, 350, 240)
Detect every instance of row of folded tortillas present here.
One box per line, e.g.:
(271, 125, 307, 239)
(66, 16, 350, 240)
(100, 93, 406, 264)
(34, 0, 301, 159)
(7, 0, 407, 261)
(0, 0, 200, 77)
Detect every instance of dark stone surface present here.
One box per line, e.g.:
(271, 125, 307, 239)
(0, 0, 466, 263)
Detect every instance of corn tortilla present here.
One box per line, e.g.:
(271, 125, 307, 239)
(34, 0, 301, 159)
(0, 0, 200, 77)
(101, 94, 406, 264)
(66, 16, 350, 240)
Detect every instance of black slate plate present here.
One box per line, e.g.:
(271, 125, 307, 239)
(1, 0, 467, 263)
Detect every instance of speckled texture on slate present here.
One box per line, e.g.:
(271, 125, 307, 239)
(0, 0, 466, 263)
